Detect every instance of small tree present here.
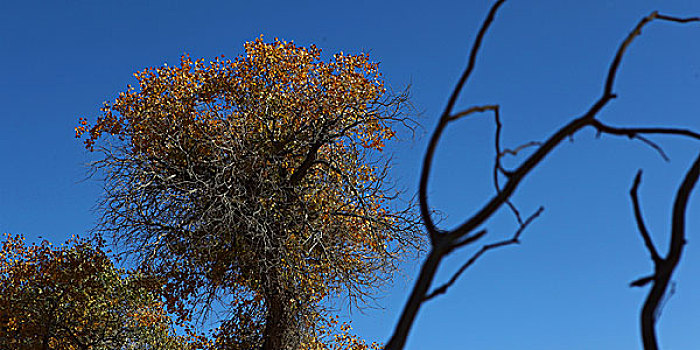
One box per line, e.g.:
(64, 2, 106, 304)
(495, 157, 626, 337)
(77, 37, 422, 349)
(0, 234, 197, 350)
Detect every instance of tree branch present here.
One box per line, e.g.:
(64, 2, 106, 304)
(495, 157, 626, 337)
(591, 119, 700, 141)
(418, 0, 508, 245)
(629, 171, 662, 264)
(424, 207, 543, 301)
(386, 4, 700, 349)
(387, 2, 508, 348)
(638, 152, 700, 350)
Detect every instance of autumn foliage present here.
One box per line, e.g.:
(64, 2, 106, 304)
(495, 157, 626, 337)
(76, 37, 421, 349)
(0, 233, 200, 349)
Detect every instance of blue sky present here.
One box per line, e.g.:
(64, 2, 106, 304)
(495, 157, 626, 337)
(1, 0, 699, 348)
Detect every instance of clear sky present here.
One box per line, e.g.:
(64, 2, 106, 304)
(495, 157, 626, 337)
(1, 0, 699, 349)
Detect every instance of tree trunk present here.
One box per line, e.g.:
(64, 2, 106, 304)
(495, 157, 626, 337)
(261, 291, 287, 350)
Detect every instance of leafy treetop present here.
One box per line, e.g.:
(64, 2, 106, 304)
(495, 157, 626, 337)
(77, 36, 421, 350)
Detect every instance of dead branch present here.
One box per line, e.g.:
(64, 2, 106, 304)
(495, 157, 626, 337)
(385, 1, 699, 348)
(424, 206, 543, 301)
(631, 153, 700, 350)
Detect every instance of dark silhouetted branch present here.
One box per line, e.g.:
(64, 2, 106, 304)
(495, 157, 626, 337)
(424, 206, 543, 301)
(630, 275, 654, 288)
(448, 104, 499, 122)
(636, 152, 700, 350)
(630, 171, 662, 264)
(448, 229, 488, 252)
(388, 1, 508, 348)
(386, 3, 700, 349)
(590, 120, 700, 140)
(591, 120, 700, 161)
(418, 0, 508, 245)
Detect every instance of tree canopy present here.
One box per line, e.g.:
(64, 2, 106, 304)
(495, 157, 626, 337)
(76, 37, 422, 349)
(0, 234, 200, 350)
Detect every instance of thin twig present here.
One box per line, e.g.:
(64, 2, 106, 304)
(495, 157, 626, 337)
(630, 171, 662, 264)
(499, 141, 542, 157)
(636, 135, 670, 161)
(591, 120, 700, 140)
(448, 105, 499, 121)
(591, 119, 700, 161)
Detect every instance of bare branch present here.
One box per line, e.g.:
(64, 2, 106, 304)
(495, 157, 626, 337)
(603, 12, 699, 97)
(499, 141, 543, 158)
(635, 135, 670, 162)
(448, 104, 499, 122)
(638, 152, 700, 350)
(591, 119, 700, 141)
(488, 106, 528, 226)
(418, 0, 508, 245)
(630, 171, 662, 264)
(630, 275, 654, 288)
(387, 2, 508, 348)
(424, 207, 543, 302)
(387, 5, 700, 350)
(448, 229, 488, 252)
(656, 14, 700, 23)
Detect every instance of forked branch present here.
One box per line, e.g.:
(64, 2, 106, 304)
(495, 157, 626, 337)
(630, 153, 700, 350)
(386, 1, 699, 348)
(424, 206, 543, 301)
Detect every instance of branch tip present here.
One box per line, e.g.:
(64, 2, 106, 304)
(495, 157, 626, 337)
(630, 275, 654, 287)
